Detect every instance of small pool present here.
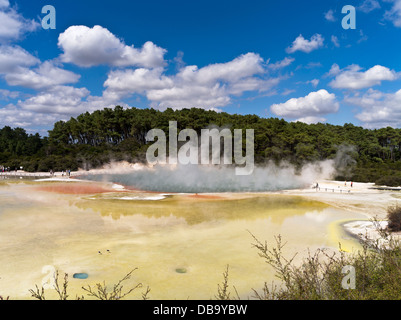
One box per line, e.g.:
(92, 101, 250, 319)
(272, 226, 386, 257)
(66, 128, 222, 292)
(73, 273, 88, 279)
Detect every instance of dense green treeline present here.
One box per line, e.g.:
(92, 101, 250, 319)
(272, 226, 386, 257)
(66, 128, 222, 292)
(0, 126, 47, 171)
(1, 106, 401, 185)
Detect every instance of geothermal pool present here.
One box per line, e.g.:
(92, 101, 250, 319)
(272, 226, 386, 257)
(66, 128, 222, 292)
(0, 179, 365, 300)
(79, 163, 333, 193)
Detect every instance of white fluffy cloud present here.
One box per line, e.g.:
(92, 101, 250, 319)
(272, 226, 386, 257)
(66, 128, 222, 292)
(0, 45, 39, 73)
(294, 116, 327, 124)
(5, 61, 80, 90)
(0, 45, 80, 90)
(0, 4, 40, 43)
(345, 88, 401, 128)
(104, 52, 280, 109)
(18, 86, 91, 115)
(329, 64, 398, 89)
(0, 103, 59, 130)
(104, 68, 173, 98)
(286, 34, 324, 54)
(0, 84, 127, 133)
(181, 52, 265, 84)
(270, 89, 339, 123)
(58, 25, 166, 68)
(17, 85, 123, 117)
(15, 83, 128, 123)
(384, 0, 401, 27)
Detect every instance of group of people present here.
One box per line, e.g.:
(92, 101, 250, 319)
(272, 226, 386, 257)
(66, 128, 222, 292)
(314, 180, 354, 190)
(345, 181, 353, 187)
(49, 169, 72, 177)
(0, 167, 19, 173)
(62, 170, 71, 177)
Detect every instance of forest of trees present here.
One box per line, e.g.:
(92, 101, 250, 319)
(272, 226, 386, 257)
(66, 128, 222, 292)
(1, 106, 401, 186)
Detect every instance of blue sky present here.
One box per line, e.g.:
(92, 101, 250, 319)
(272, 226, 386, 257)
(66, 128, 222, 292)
(1, 0, 401, 134)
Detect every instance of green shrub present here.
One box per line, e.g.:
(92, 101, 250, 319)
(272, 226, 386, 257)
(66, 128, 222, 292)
(375, 176, 401, 187)
(387, 204, 401, 232)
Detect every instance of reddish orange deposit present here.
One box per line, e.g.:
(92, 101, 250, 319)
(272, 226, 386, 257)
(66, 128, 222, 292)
(35, 183, 113, 194)
(188, 193, 223, 200)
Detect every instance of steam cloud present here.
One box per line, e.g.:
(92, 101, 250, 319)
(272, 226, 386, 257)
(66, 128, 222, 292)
(79, 144, 357, 193)
(80, 160, 338, 193)
(332, 144, 357, 178)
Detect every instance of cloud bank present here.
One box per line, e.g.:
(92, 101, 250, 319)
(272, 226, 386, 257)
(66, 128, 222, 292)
(104, 52, 281, 109)
(329, 64, 398, 89)
(270, 89, 339, 124)
(0, 12, 286, 132)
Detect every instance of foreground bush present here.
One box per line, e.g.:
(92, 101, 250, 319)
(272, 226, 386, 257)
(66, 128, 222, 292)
(387, 204, 401, 232)
(249, 221, 401, 300)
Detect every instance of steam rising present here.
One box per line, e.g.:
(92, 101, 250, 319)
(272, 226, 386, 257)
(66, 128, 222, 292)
(79, 145, 357, 193)
(332, 145, 357, 178)
(80, 159, 337, 193)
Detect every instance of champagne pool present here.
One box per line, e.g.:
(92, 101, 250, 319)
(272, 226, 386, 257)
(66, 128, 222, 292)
(0, 179, 365, 299)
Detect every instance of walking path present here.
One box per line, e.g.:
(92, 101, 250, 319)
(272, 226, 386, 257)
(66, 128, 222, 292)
(0, 170, 77, 179)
